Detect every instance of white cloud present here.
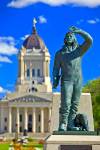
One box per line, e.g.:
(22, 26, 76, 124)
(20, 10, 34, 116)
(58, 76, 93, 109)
(38, 16, 47, 24)
(77, 18, 100, 25)
(20, 34, 30, 41)
(0, 36, 18, 56)
(7, 0, 100, 8)
(0, 86, 5, 93)
(0, 86, 10, 93)
(87, 20, 97, 24)
(87, 18, 100, 24)
(0, 55, 12, 63)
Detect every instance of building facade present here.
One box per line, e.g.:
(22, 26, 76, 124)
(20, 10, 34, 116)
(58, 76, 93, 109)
(0, 22, 52, 134)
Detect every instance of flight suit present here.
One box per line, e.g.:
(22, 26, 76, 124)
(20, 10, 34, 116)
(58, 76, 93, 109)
(53, 30, 93, 131)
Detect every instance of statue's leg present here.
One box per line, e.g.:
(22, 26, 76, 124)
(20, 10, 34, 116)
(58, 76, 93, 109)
(67, 78, 82, 131)
(58, 80, 73, 131)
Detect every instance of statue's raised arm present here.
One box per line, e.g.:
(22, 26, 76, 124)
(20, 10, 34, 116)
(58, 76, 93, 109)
(69, 26, 93, 56)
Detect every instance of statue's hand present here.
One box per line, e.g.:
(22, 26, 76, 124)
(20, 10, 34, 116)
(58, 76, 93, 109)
(52, 80, 58, 89)
(52, 76, 60, 89)
(69, 26, 81, 33)
(52, 84, 57, 89)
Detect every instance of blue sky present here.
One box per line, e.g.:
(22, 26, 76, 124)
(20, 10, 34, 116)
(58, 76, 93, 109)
(0, 0, 100, 97)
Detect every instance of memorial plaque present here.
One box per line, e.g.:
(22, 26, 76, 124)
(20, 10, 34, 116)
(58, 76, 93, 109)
(60, 145, 92, 150)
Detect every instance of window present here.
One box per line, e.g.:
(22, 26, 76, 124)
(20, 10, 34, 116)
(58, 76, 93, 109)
(20, 126, 22, 132)
(20, 114, 22, 122)
(38, 114, 41, 122)
(38, 126, 40, 132)
(4, 117, 7, 122)
(4, 126, 7, 131)
(28, 114, 32, 122)
(37, 69, 40, 77)
(27, 68, 30, 78)
(32, 69, 35, 77)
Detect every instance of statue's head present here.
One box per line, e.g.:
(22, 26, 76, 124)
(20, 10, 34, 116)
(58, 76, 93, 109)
(64, 32, 78, 46)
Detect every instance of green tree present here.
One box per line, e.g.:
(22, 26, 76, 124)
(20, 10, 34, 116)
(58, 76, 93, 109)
(83, 78, 100, 129)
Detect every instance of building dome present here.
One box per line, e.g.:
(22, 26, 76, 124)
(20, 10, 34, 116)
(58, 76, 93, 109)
(23, 27, 46, 51)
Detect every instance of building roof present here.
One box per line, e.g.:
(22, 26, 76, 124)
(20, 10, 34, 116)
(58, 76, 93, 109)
(9, 95, 51, 103)
(23, 27, 46, 51)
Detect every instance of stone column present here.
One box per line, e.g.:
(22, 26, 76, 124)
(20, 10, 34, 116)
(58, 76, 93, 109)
(48, 108, 52, 132)
(49, 108, 52, 120)
(24, 108, 28, 131)
(43, 61, 46, 77)
(32, 108, 36, 133)
(30, 61, 32, 79)
(41, 108, 44, 133)
(20, 53, 24, 83)
(0, 107, 4, 132)
(8, 107, 12, 133)
(46, 61, 49, 77)
(16, 107, 20, 133)
(24, 61, 27, 79)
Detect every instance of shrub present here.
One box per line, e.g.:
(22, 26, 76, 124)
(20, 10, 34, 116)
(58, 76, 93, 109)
(38, 139, 45, 145)
(28, 138, 34, 142)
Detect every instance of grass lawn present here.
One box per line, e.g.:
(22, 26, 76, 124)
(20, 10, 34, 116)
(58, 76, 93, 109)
(0, 138, 44, 150)
(0, 143, 9, 150)
(0, 143, 43, 150)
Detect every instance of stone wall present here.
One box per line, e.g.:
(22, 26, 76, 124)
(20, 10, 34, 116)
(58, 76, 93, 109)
(50, 93, 94, 132)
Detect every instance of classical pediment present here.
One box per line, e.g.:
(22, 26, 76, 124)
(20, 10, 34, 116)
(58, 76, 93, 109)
(9, 95, 51, 103)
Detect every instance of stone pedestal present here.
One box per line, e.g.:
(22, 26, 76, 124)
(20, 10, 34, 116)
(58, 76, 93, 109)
(51, 93, 94, 132)
(44, 134, 100, 150)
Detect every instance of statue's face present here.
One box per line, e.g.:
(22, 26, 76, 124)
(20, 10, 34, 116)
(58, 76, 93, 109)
(64, 32, 75, 45)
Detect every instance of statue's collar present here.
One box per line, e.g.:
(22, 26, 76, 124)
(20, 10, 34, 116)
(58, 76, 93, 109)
(61, 45, 72, 54)
(61, 44, 78, 54)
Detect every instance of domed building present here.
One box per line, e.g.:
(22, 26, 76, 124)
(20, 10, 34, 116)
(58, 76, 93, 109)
(16, 22, 52, 93)
(0, 21, 53, 136)
(23, 27, 46, 50)
(0, 20, 94, 138)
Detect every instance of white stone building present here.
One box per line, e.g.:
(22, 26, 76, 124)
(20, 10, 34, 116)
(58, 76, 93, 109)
(0, 22, 94, 135)
(0, 23, 53, 134)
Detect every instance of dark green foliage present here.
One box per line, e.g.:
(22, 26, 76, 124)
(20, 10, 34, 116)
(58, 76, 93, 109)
(82, 78, 100, 129)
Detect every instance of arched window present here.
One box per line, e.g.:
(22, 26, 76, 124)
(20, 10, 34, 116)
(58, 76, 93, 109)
(27, 68, 30, 78)
(37, 69, 40, 77)
(32, 69, 35, 77)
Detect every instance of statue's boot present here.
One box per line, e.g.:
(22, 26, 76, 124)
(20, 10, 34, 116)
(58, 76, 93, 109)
(58, 107, 68, 131)
(58, 123, 67, 131)
(67, 126, 81, 131)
